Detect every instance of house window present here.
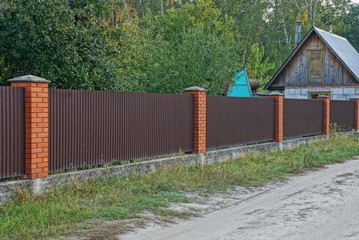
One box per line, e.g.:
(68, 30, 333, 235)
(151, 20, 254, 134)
(308, 49, 324, 84)
(308, 91, 331, 99)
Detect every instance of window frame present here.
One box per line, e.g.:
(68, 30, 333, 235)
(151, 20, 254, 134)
(307, 49, 324, 84)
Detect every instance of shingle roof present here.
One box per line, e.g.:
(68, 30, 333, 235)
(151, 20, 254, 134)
(265, 27, 359, 90)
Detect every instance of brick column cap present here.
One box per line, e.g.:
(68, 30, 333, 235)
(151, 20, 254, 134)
(268, 92, 283, 96)
(350, 97, 359, 100)
(317, 95, 330, 99)
(256, 92, 283, 97)
(184, 86, 206, 92)
(7, 75, 51, 83)
(9, 75, 50, 179)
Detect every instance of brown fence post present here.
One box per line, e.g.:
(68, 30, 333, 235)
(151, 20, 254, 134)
(8, 75, 50, 179)
(267, 93, 284, 143)
(318, 95, 330, 136)
(351, 98, 359, 131)
(184, 86, 206, 154)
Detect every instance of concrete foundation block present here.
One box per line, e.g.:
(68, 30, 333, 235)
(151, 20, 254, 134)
(301, 89, 308, 96)
(343, 88, 356, 95)
(0, 134, 347, 203)
(331, 88, 343, 95)
(332, 94, 347, 100)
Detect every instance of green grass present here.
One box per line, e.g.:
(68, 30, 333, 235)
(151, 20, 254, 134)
(1, 134, 359, 239)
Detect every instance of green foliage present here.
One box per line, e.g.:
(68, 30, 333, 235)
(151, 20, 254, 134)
(245, 43, 275, 89)
(343, 3, 359, 51)
(0, 0, 120, 90)
(118, 1, 243, 95)
(0, 0, 358, 92)
(315, 0, 352, 32)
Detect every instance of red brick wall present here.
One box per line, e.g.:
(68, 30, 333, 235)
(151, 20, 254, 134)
(268, 94, 284, 142)
(185, 89, 206, 154)
(352, 99, 359, 130)
(11, 82, 49, 179)
(319, 97, 330, 135)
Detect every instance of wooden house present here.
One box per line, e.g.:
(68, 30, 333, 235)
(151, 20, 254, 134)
(265, 27, 359, 100)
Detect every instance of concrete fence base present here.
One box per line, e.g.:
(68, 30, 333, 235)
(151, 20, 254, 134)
(0, 134, 348, 203)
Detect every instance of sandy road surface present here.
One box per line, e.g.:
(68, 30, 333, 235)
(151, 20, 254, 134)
(122, 158, 359, 240)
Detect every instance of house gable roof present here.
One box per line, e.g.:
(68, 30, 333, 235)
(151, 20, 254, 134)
(265, 27, 359, 90)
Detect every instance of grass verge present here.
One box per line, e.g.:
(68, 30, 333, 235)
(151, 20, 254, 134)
(1, 134, 359, 239)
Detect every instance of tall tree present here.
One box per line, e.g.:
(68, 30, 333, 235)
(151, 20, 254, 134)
(0, 0, 120, 90)
(119, 0, 243, 95)
(343, 3, 359, 51)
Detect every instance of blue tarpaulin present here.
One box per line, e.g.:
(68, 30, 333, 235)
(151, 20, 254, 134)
(227, 70, 252, 97)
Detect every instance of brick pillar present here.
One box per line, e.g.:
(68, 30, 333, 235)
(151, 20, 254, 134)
(184, 86, 206, 154)
(267, 93, 284, 142)
(318, 95, 330, 136)
(351, 98, 359, 131)
(8, 75, 50, 179)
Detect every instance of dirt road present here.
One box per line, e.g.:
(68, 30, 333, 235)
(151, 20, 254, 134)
(122, 158, 359, 240)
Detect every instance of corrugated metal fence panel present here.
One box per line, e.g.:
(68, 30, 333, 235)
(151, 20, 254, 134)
(207, 96, 275, 149)
(0, 87, 25, 179)
(284, 99, 323, 139)
(49, 89, 194, 172)
(330, 100, 355, 131)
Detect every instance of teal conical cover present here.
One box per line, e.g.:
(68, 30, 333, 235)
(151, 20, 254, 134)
(227, 70, 252, 98)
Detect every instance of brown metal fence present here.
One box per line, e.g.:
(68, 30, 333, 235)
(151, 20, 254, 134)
(284, 99, 323, 139)
(49, 89, 194, 172)
(0, 87, 25, 179)
(330, 100, 355, 131)
(207, 96, 275, 149)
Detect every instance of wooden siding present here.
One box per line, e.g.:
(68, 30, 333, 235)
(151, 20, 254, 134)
(271, 33, 358, 88)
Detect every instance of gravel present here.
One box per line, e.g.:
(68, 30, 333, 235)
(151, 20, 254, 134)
(122, 158, 359, 240)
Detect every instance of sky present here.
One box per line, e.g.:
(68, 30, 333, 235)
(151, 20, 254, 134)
(353, 0, 359, 3)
